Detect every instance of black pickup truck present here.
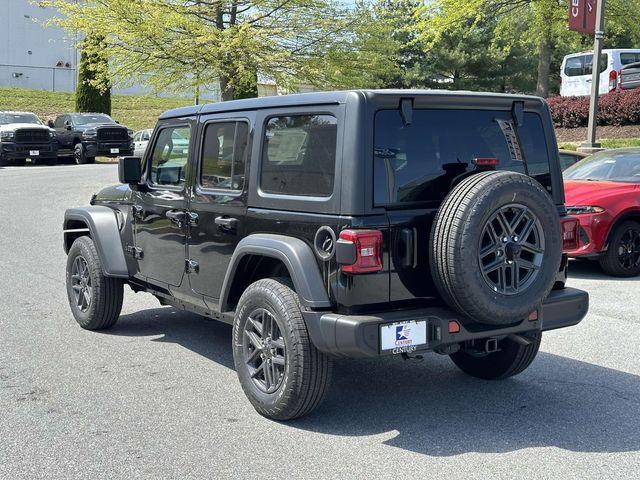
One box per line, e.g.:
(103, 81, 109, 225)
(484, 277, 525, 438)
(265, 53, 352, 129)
(49, 113, 133, 164)
(63, 90, 589, 420)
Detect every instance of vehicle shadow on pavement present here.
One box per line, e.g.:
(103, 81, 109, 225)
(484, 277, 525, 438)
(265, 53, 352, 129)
(108, 307, 235, 370)
(568, 259, 639, 281)
(108, 307, 639, 457)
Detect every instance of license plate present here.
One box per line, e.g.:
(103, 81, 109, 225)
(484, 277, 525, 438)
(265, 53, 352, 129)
(110, 148, 120, 154)
(380, 320, 427, 353)
(29, 150, 39, 156)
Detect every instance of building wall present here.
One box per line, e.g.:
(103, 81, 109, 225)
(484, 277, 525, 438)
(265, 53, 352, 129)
(0, 0, 78, 92)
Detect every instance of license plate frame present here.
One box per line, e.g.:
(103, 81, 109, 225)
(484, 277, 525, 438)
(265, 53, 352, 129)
(380, 320, 427, 354)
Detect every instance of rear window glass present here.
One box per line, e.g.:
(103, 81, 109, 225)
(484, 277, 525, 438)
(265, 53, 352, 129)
(260, 114, 337, 197)
(373, 109, 552, 206)
(564, 54, 607, 76)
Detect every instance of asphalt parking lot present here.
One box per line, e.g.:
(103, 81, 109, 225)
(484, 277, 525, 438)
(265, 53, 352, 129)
(1, 163, 639, 479)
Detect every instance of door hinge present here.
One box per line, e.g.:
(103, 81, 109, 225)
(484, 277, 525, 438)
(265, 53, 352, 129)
(185, 258, 199, 274)
(125, 244, 143, 259)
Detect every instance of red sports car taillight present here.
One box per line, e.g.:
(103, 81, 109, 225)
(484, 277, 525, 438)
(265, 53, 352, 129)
(560, 216, 580, 251)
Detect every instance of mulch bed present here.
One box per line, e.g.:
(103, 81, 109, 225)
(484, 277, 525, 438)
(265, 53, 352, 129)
(555, 124, 640, 143)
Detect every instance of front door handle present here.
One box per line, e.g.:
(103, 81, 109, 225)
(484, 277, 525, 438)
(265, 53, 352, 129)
(215, 216, 238, 230)
(166, 210, 186, 227)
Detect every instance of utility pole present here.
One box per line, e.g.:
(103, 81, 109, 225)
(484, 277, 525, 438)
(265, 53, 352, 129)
(580, 0, 606, 152)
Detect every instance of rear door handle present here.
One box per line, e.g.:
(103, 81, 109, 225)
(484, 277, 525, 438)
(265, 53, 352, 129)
(215, 216, 238, 229)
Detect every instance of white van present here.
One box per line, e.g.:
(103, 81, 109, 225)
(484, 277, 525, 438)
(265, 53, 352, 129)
(560, 48, 640, 97)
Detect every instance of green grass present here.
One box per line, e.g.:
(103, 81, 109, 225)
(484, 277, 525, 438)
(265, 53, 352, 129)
(0, 87, 193, 131)
(559, 137, 640, 151)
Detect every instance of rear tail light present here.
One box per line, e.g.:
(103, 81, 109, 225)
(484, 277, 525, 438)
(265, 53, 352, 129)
(609, 69, 619, 91)
(473, 157, 499, 167)
(337, 229, 383, 274)
(560, 216, 579, 251)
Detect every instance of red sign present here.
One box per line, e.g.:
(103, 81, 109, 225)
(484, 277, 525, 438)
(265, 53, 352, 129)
(569, 0, 597, 34)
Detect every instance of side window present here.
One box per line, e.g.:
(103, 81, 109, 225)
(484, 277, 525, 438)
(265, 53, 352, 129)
(559, 153, 578, 171)
(54, 116, 65, 128)
(148, 125, 191, 187)
(133, 132, 141, 142)
(142, 130, 151, 141)
(260, 114, 337, 197)
(620, 52, 640, 65)
(200, 121, 249, 191)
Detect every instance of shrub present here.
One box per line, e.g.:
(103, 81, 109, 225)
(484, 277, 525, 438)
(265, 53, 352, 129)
(547, 89, 640, 128)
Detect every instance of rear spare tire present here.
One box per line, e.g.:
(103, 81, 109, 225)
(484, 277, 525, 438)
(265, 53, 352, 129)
(430, 171, 561, 325)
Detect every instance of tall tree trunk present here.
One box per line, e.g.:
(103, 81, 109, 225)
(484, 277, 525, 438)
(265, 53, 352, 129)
(535, 32, 552, 98)
(219, 74, 233, 101)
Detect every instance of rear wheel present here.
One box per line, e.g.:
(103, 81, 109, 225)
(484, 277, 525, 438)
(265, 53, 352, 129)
(232, 278, 332, 420)
(450, 332, 542, 380)
(65, 236, 124, 330)
(599, 221, 640, 277)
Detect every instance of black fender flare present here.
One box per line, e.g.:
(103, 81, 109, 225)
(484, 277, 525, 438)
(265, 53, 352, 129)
(219, 234, 331, 311)
(63, 206, 129, 278)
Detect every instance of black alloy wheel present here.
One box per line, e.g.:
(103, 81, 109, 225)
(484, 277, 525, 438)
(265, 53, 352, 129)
(478, 203, 545, 295)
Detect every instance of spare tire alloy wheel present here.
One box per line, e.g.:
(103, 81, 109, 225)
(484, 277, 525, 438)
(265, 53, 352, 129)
(242, 308, 286, 394)
(430, 171, 562, 326)
(479, 204, 544, 295)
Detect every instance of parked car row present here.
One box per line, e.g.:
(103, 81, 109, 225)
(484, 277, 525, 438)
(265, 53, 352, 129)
(0, 110, 133, 166)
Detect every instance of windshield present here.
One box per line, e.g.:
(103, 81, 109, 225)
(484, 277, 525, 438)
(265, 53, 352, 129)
(0, 112, 42, 125)
(564, 151, 640, 183)
(71, 114, 115, 126)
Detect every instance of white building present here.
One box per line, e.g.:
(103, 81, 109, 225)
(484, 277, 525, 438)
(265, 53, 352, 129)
(0, 0, 79, 92)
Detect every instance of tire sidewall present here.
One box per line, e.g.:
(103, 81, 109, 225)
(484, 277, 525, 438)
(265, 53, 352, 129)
(232, 282, 302, 413)
(74, 143, 86, 164)
(454, 173, 561, 322)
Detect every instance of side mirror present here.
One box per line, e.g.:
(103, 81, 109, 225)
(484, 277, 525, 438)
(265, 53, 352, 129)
(118, 156, 142, 185)
(64, 120, 72, 130)
(47, 120, 55, 128)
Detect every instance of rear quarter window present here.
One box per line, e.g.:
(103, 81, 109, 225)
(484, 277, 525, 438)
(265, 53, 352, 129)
(373, 109, 553, 206)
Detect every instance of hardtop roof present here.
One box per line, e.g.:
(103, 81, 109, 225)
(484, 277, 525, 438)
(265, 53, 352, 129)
(159, 89, 544, 120)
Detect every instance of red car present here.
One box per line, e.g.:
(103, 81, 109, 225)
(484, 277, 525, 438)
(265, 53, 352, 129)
(563, 148, 640, 276)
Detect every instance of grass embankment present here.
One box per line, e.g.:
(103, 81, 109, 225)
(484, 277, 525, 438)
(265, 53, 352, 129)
(0, 87, 192, 131)
(558, 138, 640, 151)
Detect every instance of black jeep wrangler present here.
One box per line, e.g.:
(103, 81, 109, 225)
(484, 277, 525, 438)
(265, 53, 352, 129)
(49, 112, 133, 164)
(63, 91, 589, 420)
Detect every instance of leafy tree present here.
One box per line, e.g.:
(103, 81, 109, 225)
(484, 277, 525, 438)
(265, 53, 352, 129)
(418, 0, 640, 97)
(45, 0, 376, 100)
(75, 35, 111, 114)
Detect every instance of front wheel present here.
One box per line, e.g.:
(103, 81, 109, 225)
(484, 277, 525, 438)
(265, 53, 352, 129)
(65, 236, 124, 330)
(232, 278, 332, 420)
(74, 143, 88, 164)
(599, 221, 640, 277)
(450, 332, 541, 380)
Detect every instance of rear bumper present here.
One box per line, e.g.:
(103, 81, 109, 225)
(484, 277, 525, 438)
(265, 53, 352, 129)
(304, 287, 589, 358)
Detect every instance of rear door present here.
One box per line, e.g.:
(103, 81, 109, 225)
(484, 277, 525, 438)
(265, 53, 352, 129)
(374, 106, 556, 305)
(186, 113, 252, 307)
